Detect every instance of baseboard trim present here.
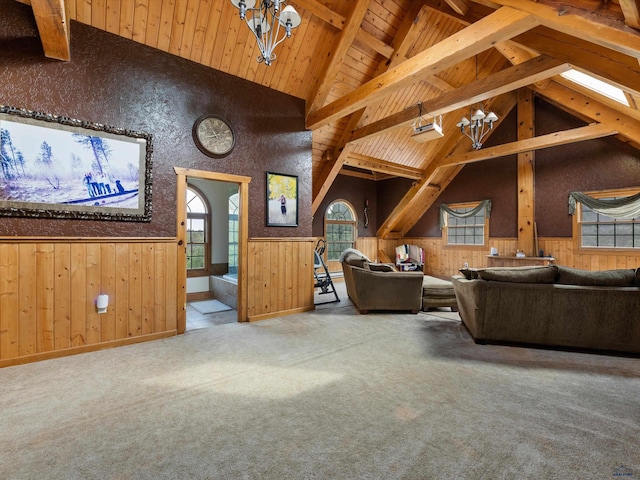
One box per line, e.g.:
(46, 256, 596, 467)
(247, 306, 315, 322)
(0, 331, 177, 368)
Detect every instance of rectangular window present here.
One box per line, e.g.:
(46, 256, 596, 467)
(228, 213, 239, 274)
(326, 223, 355, 261)
(443, 202, 488, 246)
(187, 216, 207, 270)
(575, 189, 640, 249)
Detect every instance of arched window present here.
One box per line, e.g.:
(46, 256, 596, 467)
(325, 200, 357, 261)
(186, 186, 210, 276)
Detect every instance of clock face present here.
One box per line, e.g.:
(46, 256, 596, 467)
(193, 115, 235, 158)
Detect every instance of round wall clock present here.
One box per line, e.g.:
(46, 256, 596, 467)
(192, 114, 235, 158)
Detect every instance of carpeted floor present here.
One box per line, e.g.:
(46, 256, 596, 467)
(0, 295, 638, 479)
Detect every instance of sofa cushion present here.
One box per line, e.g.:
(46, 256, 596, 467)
(556, 266, 637, 287)
(636, 268, 640, 286)
(422, 276, 455, 296)
(364, 262, 397, 272)
(478, 265, 558, 284)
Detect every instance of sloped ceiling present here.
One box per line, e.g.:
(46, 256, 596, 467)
(20, 0, 640, 237)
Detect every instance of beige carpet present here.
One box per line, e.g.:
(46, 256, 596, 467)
(1, 297, 638, 479)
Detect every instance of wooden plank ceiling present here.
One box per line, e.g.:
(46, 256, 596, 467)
(20, 0, 640, 238)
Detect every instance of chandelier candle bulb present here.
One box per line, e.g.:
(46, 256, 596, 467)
(231, 0, 301, 66)
(457, 105, 499, 150)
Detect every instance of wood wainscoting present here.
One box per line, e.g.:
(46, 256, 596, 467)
(0, 237, 179, 367)
(404, 237, 640, 278)
(247, 238, 316, 322)
(537, 238, 640, 271)
(318, 237, 399, 274)
(310, 236, 640, 279)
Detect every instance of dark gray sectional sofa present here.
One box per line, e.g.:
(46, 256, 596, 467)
(451, 265, 640, 355)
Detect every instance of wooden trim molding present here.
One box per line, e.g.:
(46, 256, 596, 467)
(175, 167, 252, 323)
(0, 237, 177, 243)
(0, 331, 176, 369)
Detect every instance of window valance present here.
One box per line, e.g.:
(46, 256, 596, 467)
(568, 191, 640, 219)
(439, 200, 491, 230)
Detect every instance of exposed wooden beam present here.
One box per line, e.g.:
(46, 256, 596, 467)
(311, 143, 355, 214)
(470, 0, 640, 59)
(356, 3, 439, 128)
(425, 0, 640, 97)
(619, 0, 640, 29)
(531, 81, 640, 145)
(306, 0, 371, 116)
(376, 93, 517, 238)
(354, 31, 395, 59)
(339, 168, 377, 181)
(517, 88, 535, 256)
(294, 0, 395, 60)
(554, 76, 640, 123)
(437, 123, 618, 167)
(350, 55, 569, 143)
(386, 114, 620, 238)
(293, 0, 345, 29)
(399, 165, 465, 237)
(344, 153, 424, 180)
(311, 3, 430, 214)
(376, 168, 439, 239)
(394, 93, 518, 237)
(31, 0, 70, 61)
(513, 28, 640, 97)
(306, 7, 539, 130)
(311, 113, 363, 214)
(444, 0, 470, 15)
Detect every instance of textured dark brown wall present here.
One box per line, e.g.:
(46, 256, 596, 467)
(376, 177, 413, 228)
(534, 99, 640, 237)
(0, 1, 311, 238)
(407, 97, 640, 238)
(312, 175, 378, 237)
(408, 108, 518, 238)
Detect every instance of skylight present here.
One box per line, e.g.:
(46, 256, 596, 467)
(561, 69, 629, 106)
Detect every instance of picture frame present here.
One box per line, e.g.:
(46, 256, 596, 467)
(0, 105, 153, 222)
(266, 171, 298, 227)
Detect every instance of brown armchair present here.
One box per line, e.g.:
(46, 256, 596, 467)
(340, 250, 424, 314)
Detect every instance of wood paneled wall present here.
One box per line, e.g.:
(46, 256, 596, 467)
(247, 238, 315, 322)
(5, 234, 636, 366)
(404, 237, 640, 278)
(320, 236, 390, 273)
(0, 238, 179, 367)
(537, 238, 640, 271)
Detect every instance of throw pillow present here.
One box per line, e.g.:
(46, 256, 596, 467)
(342, 252, 368, 268)
(458, 268, 479, 280)
(478, 265, 558, 284)
(556, 266, 636, 287)
(365, 262, 397, 272)
(338, 248, 370, 264)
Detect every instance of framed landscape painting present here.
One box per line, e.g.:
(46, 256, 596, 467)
(266, 171, 298, 227)
(0, 105, 153, 221)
